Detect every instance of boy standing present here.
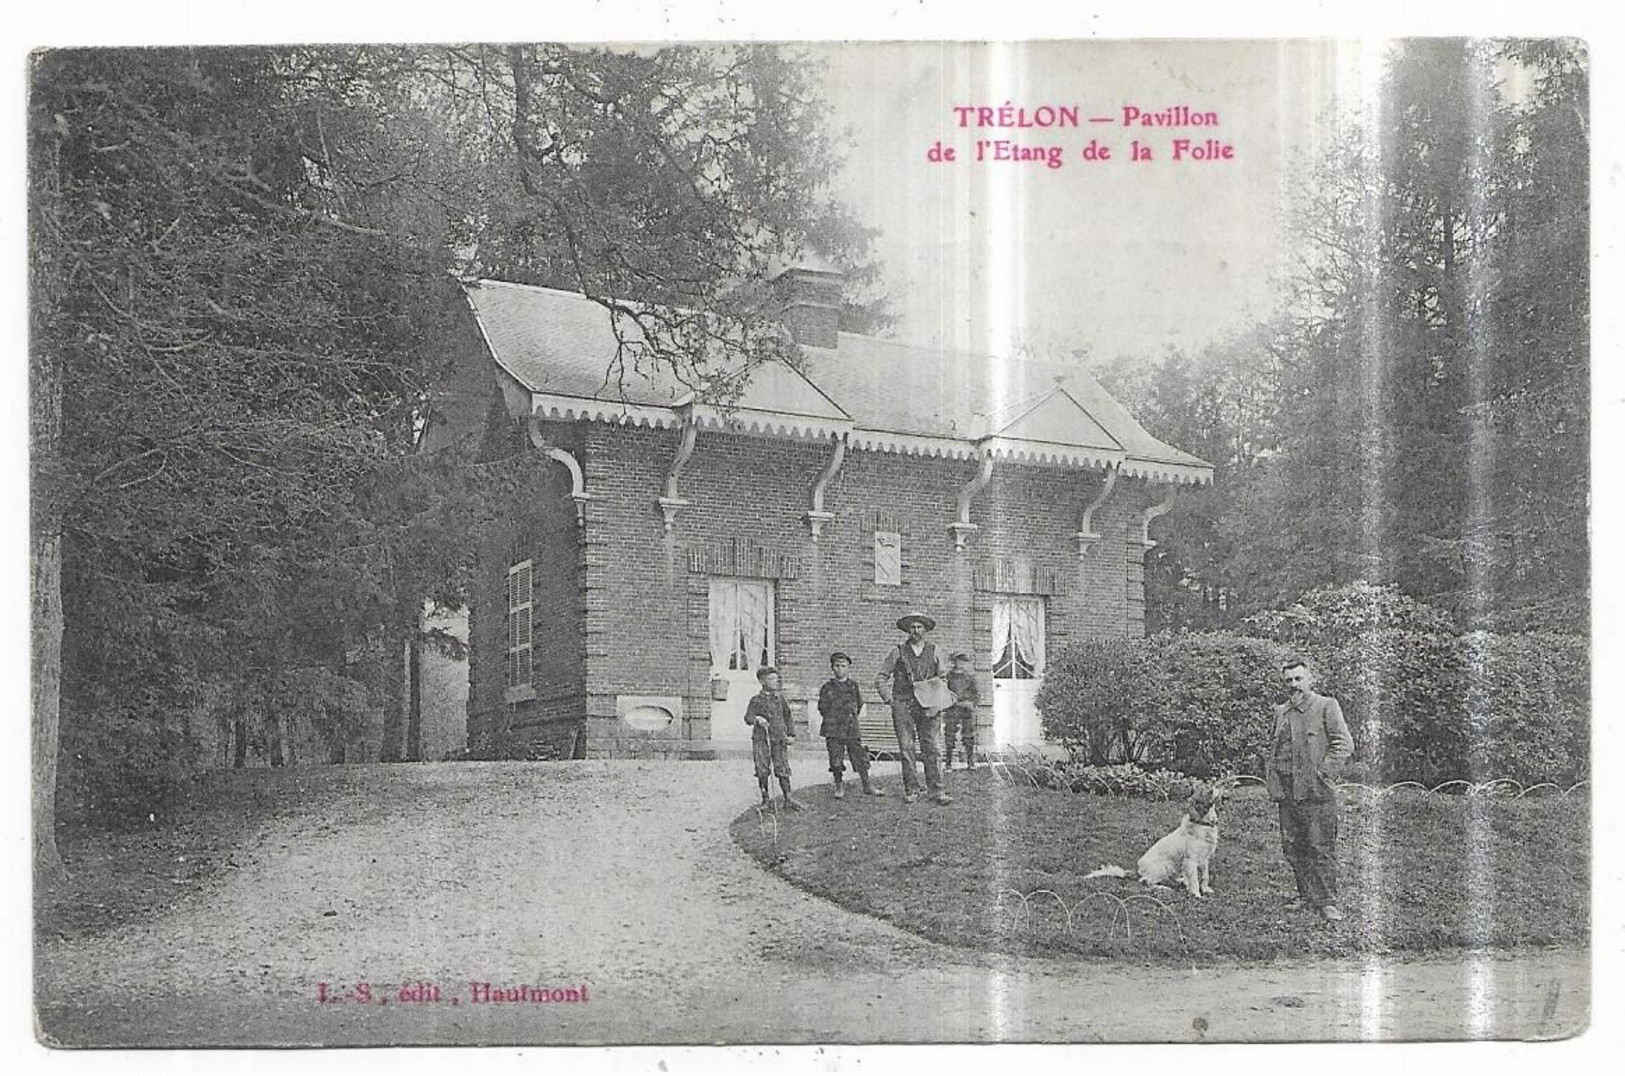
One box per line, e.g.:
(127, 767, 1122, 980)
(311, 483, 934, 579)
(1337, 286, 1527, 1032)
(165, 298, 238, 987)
(943, 651, 981, 770)
(746, 666, 804, 811)
(817, 652, 886, 800)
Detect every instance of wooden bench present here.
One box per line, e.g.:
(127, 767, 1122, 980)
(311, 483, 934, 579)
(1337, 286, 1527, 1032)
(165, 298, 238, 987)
(855, 704, 902, 761)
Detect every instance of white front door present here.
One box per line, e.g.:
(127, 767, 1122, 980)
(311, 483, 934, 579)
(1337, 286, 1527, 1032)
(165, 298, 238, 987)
(991, 595, 1046, 748)
(709, 578, 776, 744)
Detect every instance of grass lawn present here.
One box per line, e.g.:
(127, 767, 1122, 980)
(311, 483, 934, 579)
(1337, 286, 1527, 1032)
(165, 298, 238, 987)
(729, 769, 1589, 962)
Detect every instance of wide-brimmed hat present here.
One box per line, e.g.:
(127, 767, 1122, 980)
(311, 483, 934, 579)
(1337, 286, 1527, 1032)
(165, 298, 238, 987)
(896, 613, 936, 632)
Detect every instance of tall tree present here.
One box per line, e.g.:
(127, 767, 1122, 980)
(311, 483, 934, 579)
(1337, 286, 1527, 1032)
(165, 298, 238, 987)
(30, 44, 889, 839)
(30, 106, 68, 880)
(1476, 40, 1589, 629)
(1114, 39, 1587, 633)
(32, 47, 468, 815)
(437, 44, 889, 393)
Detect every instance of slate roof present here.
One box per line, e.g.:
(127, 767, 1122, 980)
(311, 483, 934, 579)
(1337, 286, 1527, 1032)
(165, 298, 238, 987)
(463, 278, 1212, 481)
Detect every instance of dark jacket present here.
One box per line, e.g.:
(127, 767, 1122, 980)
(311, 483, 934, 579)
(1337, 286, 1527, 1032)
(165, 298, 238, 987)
(1265, 690, 1354, 802)
(945, 670, 979, 713)
(817, 677, 864, 740)
(744, 690, 795, 743)
(875, 641, 941, 714)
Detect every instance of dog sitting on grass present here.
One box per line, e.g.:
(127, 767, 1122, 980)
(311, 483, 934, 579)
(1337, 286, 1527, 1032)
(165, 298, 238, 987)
(1085, 785, 1223, 898)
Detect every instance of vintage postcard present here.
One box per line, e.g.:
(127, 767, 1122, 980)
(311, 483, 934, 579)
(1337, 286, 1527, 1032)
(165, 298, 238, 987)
(27, 32, 1591, 1048)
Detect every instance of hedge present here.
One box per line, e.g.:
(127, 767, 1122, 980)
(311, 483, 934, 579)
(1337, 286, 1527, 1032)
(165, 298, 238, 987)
(1037, 584, 1588, 786)
(1037, 632, 1284, 773)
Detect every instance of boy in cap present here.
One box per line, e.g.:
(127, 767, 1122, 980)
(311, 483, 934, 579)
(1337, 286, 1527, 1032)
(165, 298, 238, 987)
(745, 666, 804, 811)
(875, 613, 953, 805)
(943, 651, 981, 770)
(817, 652, 885, 800)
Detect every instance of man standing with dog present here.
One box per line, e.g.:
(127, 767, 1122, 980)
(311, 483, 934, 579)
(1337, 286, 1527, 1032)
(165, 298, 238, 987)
(1268, 657, 1354, 922)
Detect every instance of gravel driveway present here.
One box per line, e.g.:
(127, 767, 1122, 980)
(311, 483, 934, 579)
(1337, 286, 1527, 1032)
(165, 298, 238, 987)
(35, 760, 1587, 1045)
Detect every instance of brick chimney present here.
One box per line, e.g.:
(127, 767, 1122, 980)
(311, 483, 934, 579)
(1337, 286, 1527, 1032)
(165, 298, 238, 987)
(771, 258, 842, 349)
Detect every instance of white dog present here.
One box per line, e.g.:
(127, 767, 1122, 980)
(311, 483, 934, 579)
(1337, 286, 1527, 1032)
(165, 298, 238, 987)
(1086, 785, 1224, 898)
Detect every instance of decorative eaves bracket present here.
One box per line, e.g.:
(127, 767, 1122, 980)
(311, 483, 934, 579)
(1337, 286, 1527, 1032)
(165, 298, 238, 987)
(1139, 483, 1179, 555)
(949, 451, 995, 551)
(803, 434, 846, 540)
(527, 414, 592, 526)
(658, 414, 698, 532)
(1074, 466, 1119, 556)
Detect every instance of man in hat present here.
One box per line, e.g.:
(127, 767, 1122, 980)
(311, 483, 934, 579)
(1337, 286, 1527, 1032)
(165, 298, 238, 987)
(875, 614, 953, 805)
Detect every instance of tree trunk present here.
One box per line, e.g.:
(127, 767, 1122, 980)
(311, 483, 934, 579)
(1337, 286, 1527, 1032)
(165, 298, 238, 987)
(406, 632, 423, 762)
(268, 708, 285, 767)
(378, 632, 407, 763)
(283, 709, 298, 767)
(31, 118, 67, 889)
(32, 525, 66, 889)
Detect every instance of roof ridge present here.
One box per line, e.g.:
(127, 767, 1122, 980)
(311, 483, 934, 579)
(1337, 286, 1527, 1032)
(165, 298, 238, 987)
(472, 278, 601, 301)
(474, 280, 1094, 378)
(833, 330, 1017, 366)
(465, 277, 1212, 477)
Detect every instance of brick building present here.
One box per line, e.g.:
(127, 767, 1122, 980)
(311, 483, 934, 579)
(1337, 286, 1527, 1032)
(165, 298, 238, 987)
(420, 267, 1212, 759)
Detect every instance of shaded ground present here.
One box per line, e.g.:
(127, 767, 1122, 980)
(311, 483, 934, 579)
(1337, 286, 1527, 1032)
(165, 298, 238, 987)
(34, 760, 1589, 1045)
(730, 770, 1590, 961)
(40, 766, 399, 942)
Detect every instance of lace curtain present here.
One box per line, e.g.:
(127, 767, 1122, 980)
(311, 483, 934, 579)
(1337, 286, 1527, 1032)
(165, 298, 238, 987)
(710, 580, 774, 671)
(991, 596, 1044, 680)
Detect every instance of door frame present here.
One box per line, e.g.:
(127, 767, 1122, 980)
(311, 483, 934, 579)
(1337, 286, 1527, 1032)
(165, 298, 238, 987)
(990, 594, 1047, 748)
(707, 577, 776, 744)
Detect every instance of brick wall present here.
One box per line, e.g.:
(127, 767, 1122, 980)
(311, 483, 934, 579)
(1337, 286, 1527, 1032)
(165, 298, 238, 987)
(577, 423, 828, 755)
(468, 418, 588, 753)
(570, 422, 1149, 756)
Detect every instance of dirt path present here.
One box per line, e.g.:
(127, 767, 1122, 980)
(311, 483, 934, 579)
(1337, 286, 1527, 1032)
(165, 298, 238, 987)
(34, 760, 1587, 1045)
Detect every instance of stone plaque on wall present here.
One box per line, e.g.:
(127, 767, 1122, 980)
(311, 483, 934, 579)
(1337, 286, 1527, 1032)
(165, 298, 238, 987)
(874, 530, 901, 585)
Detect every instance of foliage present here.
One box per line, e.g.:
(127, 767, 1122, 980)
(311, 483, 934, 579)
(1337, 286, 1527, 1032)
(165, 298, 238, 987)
(1243, 579, 1457, 641)
(1242, 582, 1469, 782)
(1038, 632, 1283, 773)
(33, 47, 471, 809)
(1039, 582, 1586, 786)
(1035, 637, 1162, 764)
(1312, 627, 1466, 786)
(1247, 583, 1588, 785)
(31, 44, 885, 822)
(1457, 631, 1589, 784)
(1017, 761, 1202, 800)
(1148, 634, 1287, 774)
(1061, 762, 1184, 797)
(1102, 40, 1588, 635)
(55, 603, 215, 826)
(57, 699, 200, 830)
(430, 43, 890, 390)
